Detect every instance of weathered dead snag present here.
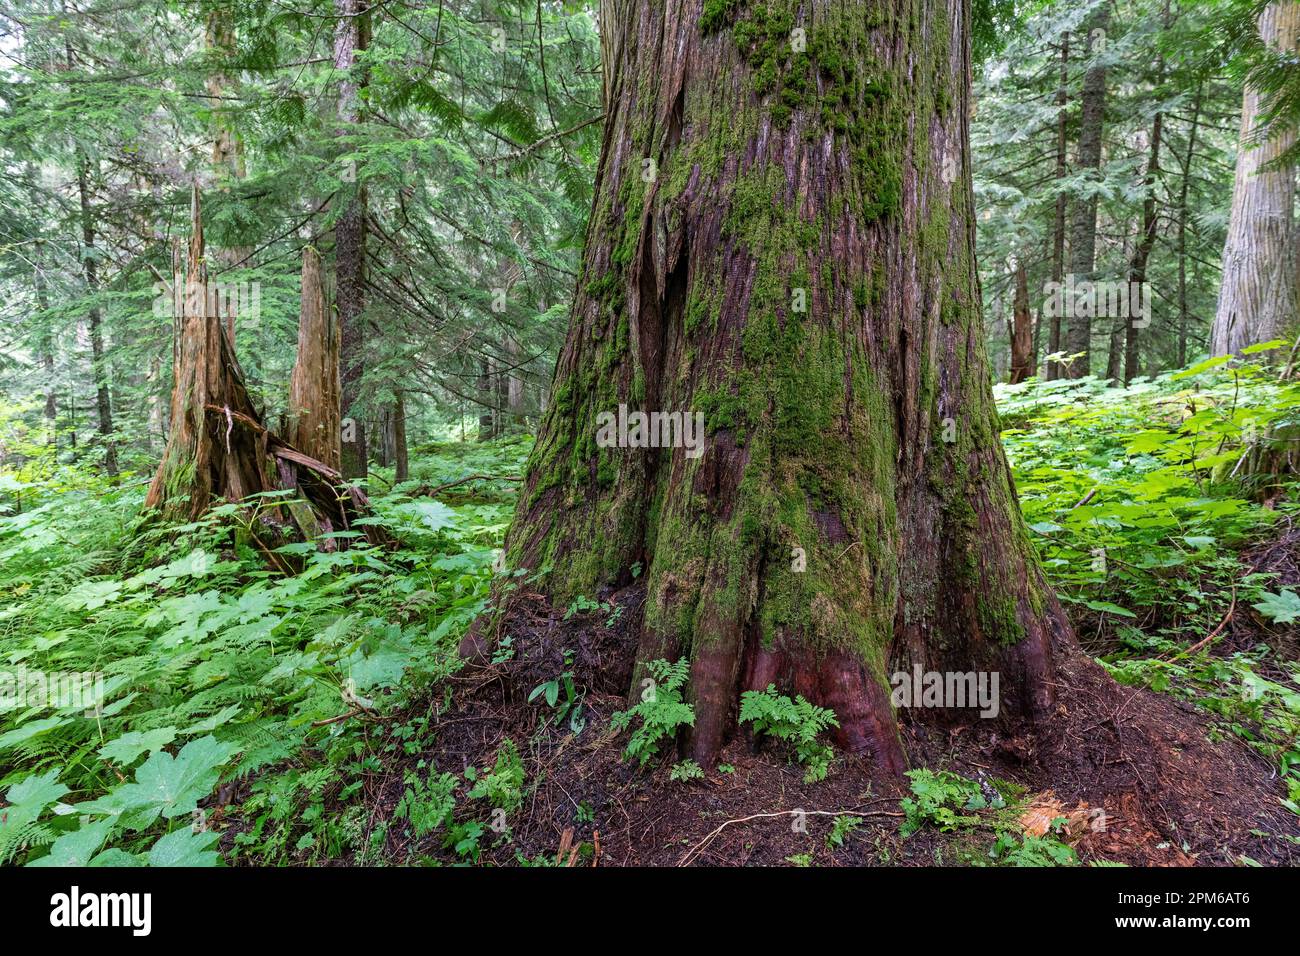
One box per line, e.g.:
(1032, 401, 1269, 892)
(146, 186, 382, 548)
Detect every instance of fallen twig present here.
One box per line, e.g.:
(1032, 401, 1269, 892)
(678, 801, 903, 867)
(1168, 587, 1236, 661)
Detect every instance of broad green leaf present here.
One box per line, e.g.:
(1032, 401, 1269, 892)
(1253, 590, 1300, 625)
(27, 819, 114, 867)
(1083, 600, 1137, 618)
(79, 735, 239, 826)
(99, 728, 178, 766)
(147, 827, 221, 867)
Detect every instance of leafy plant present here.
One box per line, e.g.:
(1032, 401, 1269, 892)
(610, 658, 695, 767)
(467, 739, 526, 814)
(0, 439, 521, 865)
(669, 759, 704, 782)
(827, 814, 864, 849)
(393, 771, 458, 841)
(738, 685, 839, 783)
(900, 769, 990, 836)
(528, 649, 583, 730)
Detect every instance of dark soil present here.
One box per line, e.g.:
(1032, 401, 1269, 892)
(347, 576, 1299, 868)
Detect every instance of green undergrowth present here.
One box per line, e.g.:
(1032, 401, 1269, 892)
(0, 438, 525, 866)
(899, 769, 1096, 867)
(4, 350, 1300, 868)
(1000, 354, 1300, 815)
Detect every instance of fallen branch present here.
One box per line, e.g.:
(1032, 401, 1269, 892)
(311, 706, 382, 727)
(678, 801, 903, 867)
(414, 474, 523, 497)
(1072, 485, 1100, 509)
(1168, 587, 1236, 661)
(486, 114, 605, 167)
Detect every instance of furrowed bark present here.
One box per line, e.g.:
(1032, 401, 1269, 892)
(471, 0, 1072, 771)
(1211, 1, 1300, 356)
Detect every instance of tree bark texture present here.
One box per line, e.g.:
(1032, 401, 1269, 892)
(1210, 1, 1300, 357)
(468, 0, 1073, 771)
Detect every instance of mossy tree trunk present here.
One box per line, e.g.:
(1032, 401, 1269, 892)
(480, 0, 1071, 770)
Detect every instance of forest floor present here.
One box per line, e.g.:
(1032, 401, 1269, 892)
(337, 571, 1299, 868)
(4, 370, 1300, 867)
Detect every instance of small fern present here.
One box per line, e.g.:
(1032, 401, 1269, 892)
(610, 659, 695, 767)
(738, 684, 839, 783)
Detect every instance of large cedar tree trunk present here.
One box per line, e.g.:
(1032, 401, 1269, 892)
(1210, 1, 1300, 356)
(466, 0, 1071, 771)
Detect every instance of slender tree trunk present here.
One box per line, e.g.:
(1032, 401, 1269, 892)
(205, 3, 249, 342)
(1125, 110, 1163, 383)
(287, 247, 342, 471)
(1211, 1, 1300, 356)
(1010, 260, 1034, 383)
(1046, 31, 1069, 380)
(32, 242, 57, 444)
(477, 358, 496, 441)
(75, 153, 118, 476)
(334, 0, 370, 478)
(1065, 9, 1110, 378)
(206, 6, 245, 187)
(393, 388, 409, 482)
(506, 335, 527, 429)
(465, 0, 1071, 769)
(148, 353, 163, 452)
(374, 409, 392, 467)
(1177, 84, 1203, 367)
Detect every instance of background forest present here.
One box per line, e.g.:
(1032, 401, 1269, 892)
(1, 0, 1299, 869)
